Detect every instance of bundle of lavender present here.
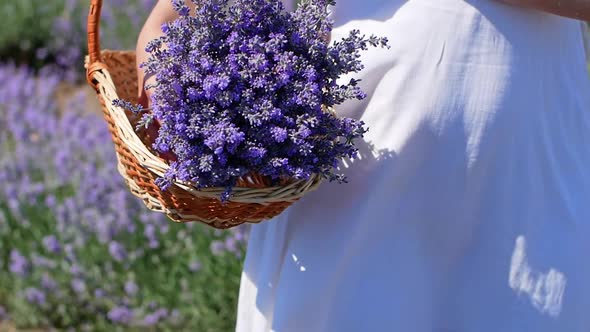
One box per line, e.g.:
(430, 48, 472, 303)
(115, 0, 388, 202)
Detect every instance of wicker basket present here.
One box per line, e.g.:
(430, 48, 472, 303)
(84, 0, 323, 229)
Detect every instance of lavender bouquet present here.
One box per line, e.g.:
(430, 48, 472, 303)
(116, 0, 388, 201)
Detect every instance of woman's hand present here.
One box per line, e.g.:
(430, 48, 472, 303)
(136, 0, 197, 161)
(497, 0, 590, 21)
(136, 0, 197, 106)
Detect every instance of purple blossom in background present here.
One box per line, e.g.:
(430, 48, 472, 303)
(189, 259, 202, 272)
(224, 236, 238, 254)
(142, 308, 168, 326)
(107, 306, 135, 325)
(147, 301, 158, 310)
(144, 224, 160, 248)
(94, 289, 105, 298)
(109, 241, 127, 262)
(9, 250, 29, 277)
(124, 280, 138, 296)
(64, 244, 76, 261)
(159, 222, 170, 234)
(142, 313, 160, 326)
(25, 288, 46, 306)
(144, 223, 156, 241)
(44, 195, 57, 209)
(42, 235, 61, 253)
(210, 240, 225, 256)
(41, 274, 58, 292)
(70, 263, 83, 276)
(71, 278, 87, 294)
(149, 239, 160, 249)
(31, 253, 57, 269)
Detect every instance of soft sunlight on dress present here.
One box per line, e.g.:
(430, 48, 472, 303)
(236, 0, 590, 331)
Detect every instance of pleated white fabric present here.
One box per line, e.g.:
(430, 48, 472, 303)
(235, 1, 590, 331)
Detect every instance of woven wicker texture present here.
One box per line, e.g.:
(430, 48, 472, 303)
(84, 1, 323, 229)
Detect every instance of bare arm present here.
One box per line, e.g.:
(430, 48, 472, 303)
(497, 0, 590, 21)
(136, 0, 197, 104)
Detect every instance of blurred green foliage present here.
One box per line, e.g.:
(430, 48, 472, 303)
(0, 1, 65, 66)
(0, 0, 154, 76)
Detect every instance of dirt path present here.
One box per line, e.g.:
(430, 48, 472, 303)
(54, 82, 103, 115)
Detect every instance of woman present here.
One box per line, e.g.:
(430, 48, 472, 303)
(137, 0, 590, 331)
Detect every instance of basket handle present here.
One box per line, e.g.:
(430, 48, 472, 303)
(86, 0, 107, 88)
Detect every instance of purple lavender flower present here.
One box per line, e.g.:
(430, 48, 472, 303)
(9, 250, 29, 277)
(124, 280, 139, 296)
(107, 306, 135, 325)
(142, 308, 169, 326)
(70, 263, 83, 276)
(270, 127, 288, 143)
(210, 240, 225, 256)
(108, 241, 128, 262)
(64, 244, 76, 261)
(32, 253, 57, 269)
(41, 274, 58, 292)
(149, 240, 160, 249)
(94, 288, 106, 298)
(144, 224, 160, 249)
(71, 278, 87, 294)
(224, 236, 238, 254)
(159, 222, 170, 234)
(142, 312, 160, 326)
(44, 195, 57, 208)
(25, 287, 46, 306)
(114, 0, 387, 200)
(42, 235, 61, 254)
(189, 259, 202, 272)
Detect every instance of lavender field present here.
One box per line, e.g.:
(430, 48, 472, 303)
(0, 1, 247, 331)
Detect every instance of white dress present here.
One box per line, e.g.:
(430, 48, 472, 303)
(235, 0, 590, 331)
